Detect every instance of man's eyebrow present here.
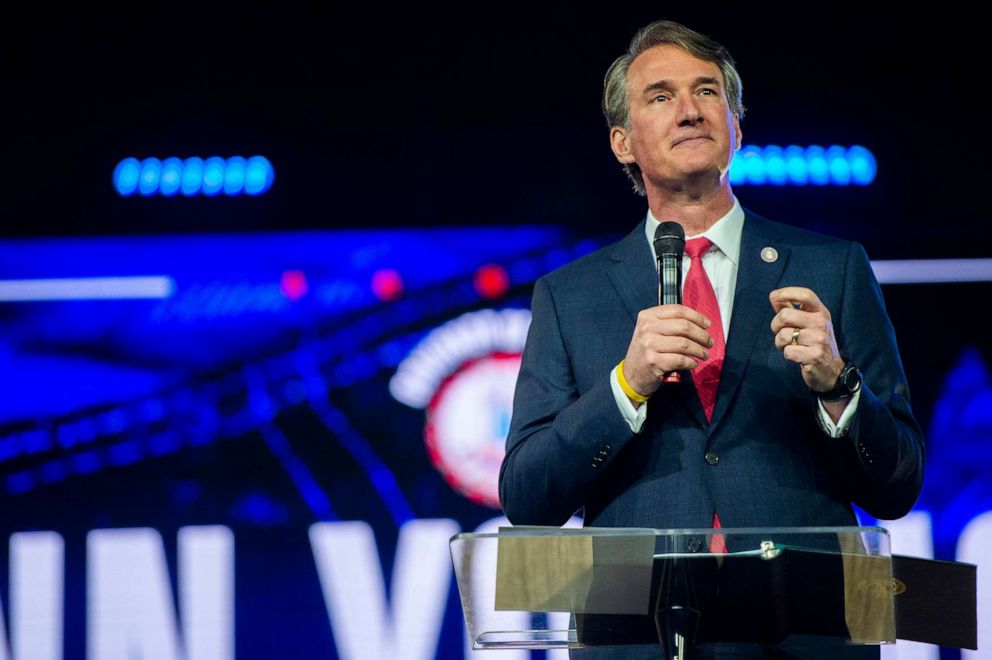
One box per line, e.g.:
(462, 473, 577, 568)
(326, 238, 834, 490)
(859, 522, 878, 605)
(641, 76, 722, 95)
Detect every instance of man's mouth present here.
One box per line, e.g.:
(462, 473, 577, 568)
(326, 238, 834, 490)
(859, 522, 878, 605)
(673, 135, 710, 147)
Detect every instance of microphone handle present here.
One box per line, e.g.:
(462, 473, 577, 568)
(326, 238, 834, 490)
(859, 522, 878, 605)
(658, 254, 682, 384)
(658, 254, 682, 306)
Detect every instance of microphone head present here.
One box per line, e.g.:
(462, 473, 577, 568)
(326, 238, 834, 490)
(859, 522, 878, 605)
(653, 221, 685, 258)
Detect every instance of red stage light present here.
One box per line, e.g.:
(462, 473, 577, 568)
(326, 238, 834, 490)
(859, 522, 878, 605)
(280, 270, 309, 301)
(473, 264, 509, 300)
(372, 269, 403, 302)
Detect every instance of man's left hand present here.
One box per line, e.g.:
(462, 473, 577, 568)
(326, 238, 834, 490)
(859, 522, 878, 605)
(769, 287, 845, 392)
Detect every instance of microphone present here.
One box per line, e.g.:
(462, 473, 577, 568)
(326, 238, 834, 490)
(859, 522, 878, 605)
(654, 221, 685, 305)
(654, 222, 685, 383)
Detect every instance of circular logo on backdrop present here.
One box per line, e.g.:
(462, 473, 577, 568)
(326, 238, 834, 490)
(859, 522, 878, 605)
(425, 353, 521, 506)
(389, 309, 530, 508)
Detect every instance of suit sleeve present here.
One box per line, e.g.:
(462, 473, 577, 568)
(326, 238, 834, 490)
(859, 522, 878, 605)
(825, 242, 925, 520)
(498, 277, 637, 526)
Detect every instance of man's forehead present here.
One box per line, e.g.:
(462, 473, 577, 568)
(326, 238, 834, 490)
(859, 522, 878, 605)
(627, 44, 723, 88)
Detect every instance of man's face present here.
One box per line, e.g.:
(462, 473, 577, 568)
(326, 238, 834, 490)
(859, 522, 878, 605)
(610, 44, 741, 190)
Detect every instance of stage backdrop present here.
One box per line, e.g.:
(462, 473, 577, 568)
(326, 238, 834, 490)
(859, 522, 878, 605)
(0, 227, 988, 659)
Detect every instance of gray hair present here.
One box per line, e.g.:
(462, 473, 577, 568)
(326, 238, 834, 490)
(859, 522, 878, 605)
(603, 21, 745, 195)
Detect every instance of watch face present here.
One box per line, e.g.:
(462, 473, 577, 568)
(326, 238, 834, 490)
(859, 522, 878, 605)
(843, 364, 861, 391)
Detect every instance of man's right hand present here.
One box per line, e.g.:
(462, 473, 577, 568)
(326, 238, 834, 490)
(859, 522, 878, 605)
(622, 304, 713, 400)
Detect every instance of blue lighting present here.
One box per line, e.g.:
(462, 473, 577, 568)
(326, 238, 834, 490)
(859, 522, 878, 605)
(39, 460, 67, 485)
(159, 157, 183, 197)
(6, 471, 34, 495)
(784, 145, 808, 185)
(728, 145, 876, 186)
(20, 429, 51, 454)
(148, 431, 180, 457)
(223, 156, 247, 195)
(108, 440, 142, 467)
(806, 146, 830, 186)
(244, 156, 275, 195)
(138, 158, 162, 196)
(72, 450, 103, 476)
(763, 145, 788, 186)
(826, 145, 850, 185)
(848, 145, 877, 185)
(113, 155, 275, 197)
(113, 158, 141, 196)
(202, 157, 226, 197)
(735, 145, 766, 185)
(182, 157, 204, 196)
(0, 437, 17, 461)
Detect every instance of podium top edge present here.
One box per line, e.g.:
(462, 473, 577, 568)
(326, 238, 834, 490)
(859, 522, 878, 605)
(451, 525, 889, 542)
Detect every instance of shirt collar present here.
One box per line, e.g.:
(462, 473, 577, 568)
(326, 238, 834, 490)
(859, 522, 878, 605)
(644, 198, 745, 266)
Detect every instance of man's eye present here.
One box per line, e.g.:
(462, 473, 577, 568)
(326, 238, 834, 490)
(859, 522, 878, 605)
(699, 88, 717, 95)
(652, 94, 668, 103)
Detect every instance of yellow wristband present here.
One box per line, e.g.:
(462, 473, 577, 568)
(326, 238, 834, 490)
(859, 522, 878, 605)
(617, 360, 649, 403)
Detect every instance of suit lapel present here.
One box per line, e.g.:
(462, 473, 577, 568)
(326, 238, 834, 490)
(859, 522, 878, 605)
(708, 212, 790, 433)
(606, 221, 708, 426)
(606, 222, 656, 322)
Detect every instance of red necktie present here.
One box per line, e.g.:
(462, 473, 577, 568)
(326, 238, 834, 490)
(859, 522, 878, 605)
(683, 237, 725, 422)
(710, 511, 727, 553)
(683, 238, 729, 553)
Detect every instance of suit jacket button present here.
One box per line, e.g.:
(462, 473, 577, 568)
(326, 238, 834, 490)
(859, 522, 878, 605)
(705, 451, 720, 466)
(687, 537, 702, 553)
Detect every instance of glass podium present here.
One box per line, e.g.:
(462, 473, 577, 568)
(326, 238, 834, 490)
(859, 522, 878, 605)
(451, 526, 903, 656)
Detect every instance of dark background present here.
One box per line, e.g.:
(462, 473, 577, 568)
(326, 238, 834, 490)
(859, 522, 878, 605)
(2, 4, 988, 259)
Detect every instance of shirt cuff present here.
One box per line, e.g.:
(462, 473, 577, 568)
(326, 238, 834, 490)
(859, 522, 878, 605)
(611, 365, 648, 433)
(816, 388, 862, 437)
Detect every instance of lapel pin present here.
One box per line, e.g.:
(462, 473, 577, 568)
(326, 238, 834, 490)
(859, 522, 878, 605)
(760, 247, 778, 263)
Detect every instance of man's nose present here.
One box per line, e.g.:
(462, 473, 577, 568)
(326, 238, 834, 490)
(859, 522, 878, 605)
(676, 95, 703, 125)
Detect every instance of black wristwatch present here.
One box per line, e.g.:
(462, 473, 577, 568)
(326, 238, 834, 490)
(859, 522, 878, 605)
(816, 361, 863, 402)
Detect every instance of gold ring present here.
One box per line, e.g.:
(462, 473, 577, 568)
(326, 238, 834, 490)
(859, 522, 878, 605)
(790, 328, 800, 346)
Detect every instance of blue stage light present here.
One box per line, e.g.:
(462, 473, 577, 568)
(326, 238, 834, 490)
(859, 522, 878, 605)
(729, 145, 761, 185)
(805, 146, 830, 186)
(108, 440, 142, 467)
(741, 145, 766, 185)
(244, 156, 275, 195)
(784, 145, 808, 185)
(728, 153, 745, 185)
(202, 157, 226, 197)
(763, 145, 788, 186)
(72, 450, 103, 476)
(727, 145, 877, 186)
(182, 157, 204, 196)
(224, 156, 247, 195)
(138, 158, 162, 195)
(6, 471, 34, 495)
(848, 145, 877, 185)
(826, 145, 851, 185)
(159, 157, 183, 196)
(113, 158, 141, 196)
(0, 437, 17, 462)
(114, 155, 274, 196)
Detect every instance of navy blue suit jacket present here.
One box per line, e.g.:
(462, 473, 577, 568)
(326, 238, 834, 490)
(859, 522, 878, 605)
(499, 210, 924, 530)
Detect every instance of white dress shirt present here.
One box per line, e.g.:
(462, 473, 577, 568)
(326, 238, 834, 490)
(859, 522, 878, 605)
(609, 198, 859, 436)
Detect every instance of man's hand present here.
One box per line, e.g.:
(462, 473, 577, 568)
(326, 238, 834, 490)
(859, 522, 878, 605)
(622, 304, 713, 401)
(769, 287, 845, 393)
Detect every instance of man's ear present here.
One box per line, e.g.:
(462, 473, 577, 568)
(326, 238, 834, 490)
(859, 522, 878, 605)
(610, 126, 636, 164)
(733, 114, 742, 152)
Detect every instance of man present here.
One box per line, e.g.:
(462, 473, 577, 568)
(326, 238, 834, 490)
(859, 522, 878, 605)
(498, 20, 924, 658)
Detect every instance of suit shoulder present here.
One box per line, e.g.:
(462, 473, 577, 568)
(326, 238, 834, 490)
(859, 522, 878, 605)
(536, 232, 633, 291)
(747, 210, 864, 254)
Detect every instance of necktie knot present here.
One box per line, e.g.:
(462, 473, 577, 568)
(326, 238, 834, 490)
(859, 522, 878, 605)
(685, 237, 714, 259)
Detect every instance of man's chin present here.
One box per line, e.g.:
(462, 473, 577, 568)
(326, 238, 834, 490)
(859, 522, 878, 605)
(675, 164, 725, 182)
